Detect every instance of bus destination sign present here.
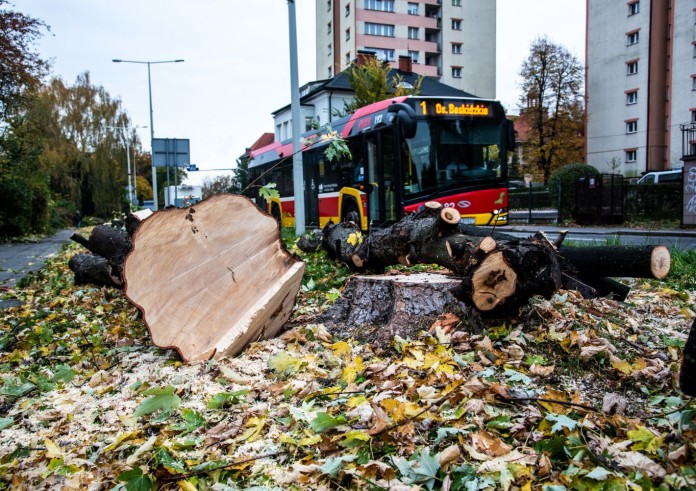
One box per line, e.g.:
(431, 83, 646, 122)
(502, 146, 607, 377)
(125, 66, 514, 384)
(419, 100, 492, 117)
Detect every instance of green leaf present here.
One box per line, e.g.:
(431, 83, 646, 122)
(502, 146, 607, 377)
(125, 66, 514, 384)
(207, 389, 249, 409)
(259, 183, 280, 200)
(414, 448, 440, 490)
(503, 369, 531, 385)
(0, 380, 35, 398)
(309, 412, 347, 433)
(153, 447, 186, 474)
(545, 413, 578, 434)
(0, 417, 14, 430)
(52, 364, 76, 383)
(486, 415, 513, 431)
(169, 409, 206, 435)
(320, 454, 356, 478)
(133, 385, 181, 418)
(117, 467, 154, 491)
(585, 466, 611, 481)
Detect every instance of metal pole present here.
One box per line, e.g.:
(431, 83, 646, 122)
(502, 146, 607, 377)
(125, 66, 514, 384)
(147, 62, 158, 210)
(125, 135, 133, 210)
(132, 142, 138, 207)
(288, 0, 304, 235)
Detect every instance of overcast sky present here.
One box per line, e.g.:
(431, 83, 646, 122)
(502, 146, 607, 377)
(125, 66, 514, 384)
(21, 0, 585, 185)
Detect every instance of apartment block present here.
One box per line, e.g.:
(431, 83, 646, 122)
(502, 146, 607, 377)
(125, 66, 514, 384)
(316, 0, 496, 99)
(586, 0, 695, 176)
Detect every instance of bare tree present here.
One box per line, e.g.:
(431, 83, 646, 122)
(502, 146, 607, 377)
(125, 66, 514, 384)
(519, 37, 584, 184)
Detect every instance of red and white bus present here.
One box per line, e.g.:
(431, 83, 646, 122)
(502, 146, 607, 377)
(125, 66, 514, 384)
(249, 95, 515, 231)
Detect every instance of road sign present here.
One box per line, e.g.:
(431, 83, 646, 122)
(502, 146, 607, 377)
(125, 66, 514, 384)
(152, 138, 190, 168)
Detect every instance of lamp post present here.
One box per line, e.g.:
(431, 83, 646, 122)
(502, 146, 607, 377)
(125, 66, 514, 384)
(112, 58, 184, 210)
(106, 124, 147, 210)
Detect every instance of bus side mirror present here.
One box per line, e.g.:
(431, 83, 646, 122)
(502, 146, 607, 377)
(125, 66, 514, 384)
(505, 120, 516, 149)
(388, 102, 417, 139)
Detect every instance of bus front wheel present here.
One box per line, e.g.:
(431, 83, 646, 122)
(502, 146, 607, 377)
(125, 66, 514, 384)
(342, 199, 360, 225)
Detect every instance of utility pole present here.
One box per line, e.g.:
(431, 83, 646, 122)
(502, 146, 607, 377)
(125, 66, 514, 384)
(288, 0, 305, 235)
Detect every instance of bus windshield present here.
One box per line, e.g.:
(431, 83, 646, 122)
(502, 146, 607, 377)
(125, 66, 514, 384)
(401, 118, 505, 198)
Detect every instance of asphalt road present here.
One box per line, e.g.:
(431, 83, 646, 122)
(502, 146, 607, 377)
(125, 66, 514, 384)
(0, 229, 74, 289)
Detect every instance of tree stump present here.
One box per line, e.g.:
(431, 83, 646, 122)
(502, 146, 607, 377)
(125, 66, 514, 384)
(319, 272, 482, 347)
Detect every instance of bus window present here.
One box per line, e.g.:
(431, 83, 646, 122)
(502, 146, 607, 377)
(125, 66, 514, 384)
(366, 136, 380, 221)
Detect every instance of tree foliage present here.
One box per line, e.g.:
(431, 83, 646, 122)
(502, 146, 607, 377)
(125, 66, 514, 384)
(518, 37, 584, 184)
(0, 0, 49, 119)
(201, 174, 235, 199)
(341, 55, 422, 115)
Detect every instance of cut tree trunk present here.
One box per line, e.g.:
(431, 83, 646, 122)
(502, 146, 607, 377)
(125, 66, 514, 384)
(558, 245, 671, 279)
(680, 318, 696, 396)
(68, 254, 123, 288)
(318, 272, 482, 347)
(70, 225, 132, 282)
(320, 205, 563, 314)
(123, 194, 305, 362)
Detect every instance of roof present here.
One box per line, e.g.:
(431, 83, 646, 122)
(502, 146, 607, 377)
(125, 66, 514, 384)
(271, 67, 479, 116)
(241, 132, 275, 158)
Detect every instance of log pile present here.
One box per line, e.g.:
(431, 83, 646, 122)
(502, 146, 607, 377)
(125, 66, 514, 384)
(306, 202, 671, 338)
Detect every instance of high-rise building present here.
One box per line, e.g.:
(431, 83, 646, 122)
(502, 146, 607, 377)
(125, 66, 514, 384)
(316, 0, 496, 99)
(586, 0, 694, 176)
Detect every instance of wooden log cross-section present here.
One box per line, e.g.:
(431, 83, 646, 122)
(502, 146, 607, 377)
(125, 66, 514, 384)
(123, 195, 305, 362)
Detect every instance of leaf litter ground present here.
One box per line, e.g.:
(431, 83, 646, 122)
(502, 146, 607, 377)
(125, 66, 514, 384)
(0, 241, 694, 490)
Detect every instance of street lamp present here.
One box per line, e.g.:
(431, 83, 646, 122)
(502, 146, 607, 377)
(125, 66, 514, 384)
(105, 124, 147, 210)
(112, 58, 184, 210)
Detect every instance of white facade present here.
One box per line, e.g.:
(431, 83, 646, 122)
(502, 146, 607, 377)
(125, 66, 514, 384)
(587, 0, 694, 176)
(316, 0, 496, 99)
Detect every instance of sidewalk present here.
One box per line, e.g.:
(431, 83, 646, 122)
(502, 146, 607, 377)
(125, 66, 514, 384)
(502, 223, 696, 238)
(0, 229, 74, 291)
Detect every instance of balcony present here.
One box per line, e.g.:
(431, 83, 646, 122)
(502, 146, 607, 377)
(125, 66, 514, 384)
(681, 123, 696, 160)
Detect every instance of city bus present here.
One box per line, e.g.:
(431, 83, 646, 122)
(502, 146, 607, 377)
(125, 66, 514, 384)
(248, 95, 515, 231)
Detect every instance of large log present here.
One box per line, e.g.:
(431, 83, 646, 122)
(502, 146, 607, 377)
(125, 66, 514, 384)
(70, 225, 132, 281)
(123, 195, 305, 362)
(680, 318, 696, 396)
(558, 245, 671, 279)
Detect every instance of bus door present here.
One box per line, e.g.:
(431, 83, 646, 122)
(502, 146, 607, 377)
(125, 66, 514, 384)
(365, 131, 399, 225)
(303, 152, 320, 228)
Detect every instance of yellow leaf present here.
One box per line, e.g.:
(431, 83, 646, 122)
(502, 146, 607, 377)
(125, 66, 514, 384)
(347, 395, 367, 408)
(330, 341, 352, 358)
(298, 434, 323, 446)
(177, 481, 197, 491)
(235, 417, 266, 443)
(627, 426, 664, 453)
(341, 356, 364, 384)
(44, 438, 61, 458)
(610, 356, 633, 375)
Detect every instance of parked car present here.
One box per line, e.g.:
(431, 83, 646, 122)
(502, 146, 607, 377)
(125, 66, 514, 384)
(637, 169, 682, 184)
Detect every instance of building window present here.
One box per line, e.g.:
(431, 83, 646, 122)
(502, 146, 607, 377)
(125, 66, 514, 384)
(626, 90, 638, 104)
(327, 0, 331, 11)
(408, 2, 418, 15)
(625, 150, 637, 162)
(346, 28, 350, 41)
(627, 30, 639, 45)
(691, 109, 696, 123)
(453, 0, 461, 5)
(692, 76, 696, 91)
(626, 120, 638, 134)
(627, 60, 638, 75)
(365, 22, 395, 37)
(364, 0, 395, 12)
(327, 22, 332, 34)
(628, 1, 639, 16)
(409, 50, 419, 63)
(328, 66, 333, 78)
(452, 66, 462, 78)
(408, 27, 419, 39)
(452, 19, 462, 30)
(693, 43, 696, 58)
(365, 47, 394, 61)
(452, 43, 462, 54)
(346, 52, 351, 66)
(345, 3, 350, 16)
(327, 44, 332, 56)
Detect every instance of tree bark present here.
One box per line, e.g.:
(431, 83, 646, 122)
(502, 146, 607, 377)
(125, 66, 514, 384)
(319, 272, 482, 347)
(680, 318, 696, 396)
(558, 245, 671, 279)
(68, 253, 123, 289)
(70, 225, 132, 281)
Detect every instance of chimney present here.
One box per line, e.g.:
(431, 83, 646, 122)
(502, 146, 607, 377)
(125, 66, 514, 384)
(356, 50, 377, 66)
(398, 55, 413, 73)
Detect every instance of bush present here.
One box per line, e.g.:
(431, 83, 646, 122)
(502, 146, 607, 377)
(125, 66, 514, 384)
(548, 163, 599, 221)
